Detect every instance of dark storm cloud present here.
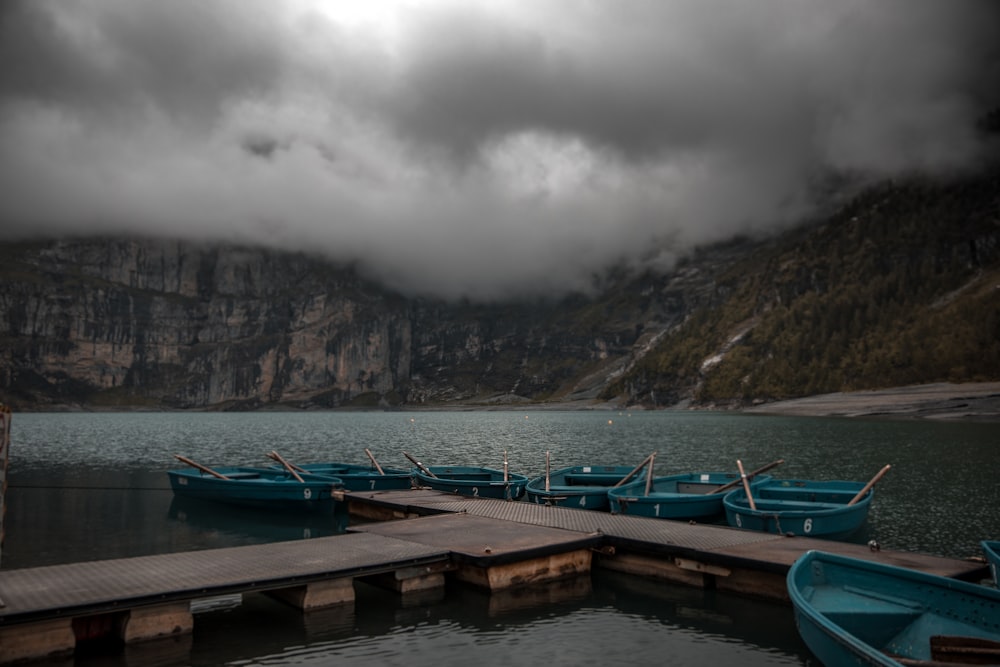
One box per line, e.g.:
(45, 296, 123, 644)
(0, 0, 997, 300)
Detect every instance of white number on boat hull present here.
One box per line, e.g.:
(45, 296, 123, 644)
(803, 518, 813, 533)
(304, 488, 312, 499)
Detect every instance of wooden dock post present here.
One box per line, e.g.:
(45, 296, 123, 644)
(266, 578, 356, 610)
(453, 548, 593, 592)
(0, 619, 75, 663)
(0, 404, 10, 574)
(117, 602, 194, 643)
(362, 561, 453, 595)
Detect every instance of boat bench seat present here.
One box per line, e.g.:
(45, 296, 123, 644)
(564, 475, 624, 486)
(750, 499, 847, 511)
(758, 487, 856, 502)
(810, 585, 924, 647)
(221, 472, 262, 480)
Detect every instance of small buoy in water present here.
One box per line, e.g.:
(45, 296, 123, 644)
(608, 419, 613, 425)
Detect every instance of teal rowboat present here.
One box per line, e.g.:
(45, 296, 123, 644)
(270, 462, 412, 492)
(608, 471, 773, 520)
(526, 465, 643, 510)
(723, 478, 872, 539)
(411, 465, 528, 500)
(167, 465, 345, 512)
(787, 550, 1000, 666)
(983, 540, 1000, 586)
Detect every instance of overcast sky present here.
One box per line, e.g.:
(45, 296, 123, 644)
(1, 1, 997, 300)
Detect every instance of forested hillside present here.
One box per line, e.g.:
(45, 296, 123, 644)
(605, 163, 1000, 407)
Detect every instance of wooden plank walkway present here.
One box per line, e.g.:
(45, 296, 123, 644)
(0, 532, 449, 626)
(0, 486, 989, 663)
(346, 488, 989, 592)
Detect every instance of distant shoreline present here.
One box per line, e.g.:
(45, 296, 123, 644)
(738, 381, 1000, 422)
(6, 381, 1000, 421)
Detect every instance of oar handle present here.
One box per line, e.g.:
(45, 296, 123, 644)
(545, 451, 551, 492)
(269, 450, 305, 483)
(712, 459, 785, 494)
(365, 448, 386, 475)
(403, 451, 436, 478)
(266, 450, 307, 472)
(643, 452, 657, 496)
(847, 464, 891, 506)
(737, 459, 757, 511)
(174, 454, 230, 480)
(612, 452, 657, 488)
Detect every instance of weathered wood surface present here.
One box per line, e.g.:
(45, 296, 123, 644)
(349, 489, 989, 582)
(0, 532, 449, 626)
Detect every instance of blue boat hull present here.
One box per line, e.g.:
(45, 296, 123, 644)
(526, 465, 639, 510)
(168, 466, 345, 512)
(788, 550, 1000, 666)
(983, 540, 1000, 586)
(277, 462, 412, 492)
(608, 472, 772, 520)
(412, 465, 528, 500)
(723, 479, 871, 539)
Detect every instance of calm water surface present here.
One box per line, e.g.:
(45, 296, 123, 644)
(3, 410, 998, 666)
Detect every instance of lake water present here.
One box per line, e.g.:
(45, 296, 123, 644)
(3, 410, 998, 666)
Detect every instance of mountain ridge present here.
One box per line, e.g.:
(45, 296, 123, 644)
(1, 162, 998, 412)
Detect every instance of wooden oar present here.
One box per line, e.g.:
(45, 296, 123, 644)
(265, 450, 307, 473)
(402, 451, 437, 478)
(545, 451, 551, 492)
(174, 454, 230, 480)
(612, 452, 657, 488)
(930, 635, 1000, 663)
(711, 459, 785, 494)
(737, 459, 756, 510)
(268, 450, 305, 483)
(364, 448, 386, 475)
(847, 464, 891, 506)
(644, 452, 657, 496)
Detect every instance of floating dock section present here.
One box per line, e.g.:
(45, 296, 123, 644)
(0, 487, 988, 664)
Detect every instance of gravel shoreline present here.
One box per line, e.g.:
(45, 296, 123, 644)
(741, 382, 1000, 422)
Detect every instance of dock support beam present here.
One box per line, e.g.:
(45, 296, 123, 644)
(118, 602, 194, 643)
(454, 548, 592, 591)
(364, 562, 451, 595)
(0, 619, 75, 663)
(266, 578, 356, 610)
(596, 551, 790, 602)
(596, 552, 716, 588)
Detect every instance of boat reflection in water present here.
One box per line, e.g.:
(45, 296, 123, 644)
(167, 494, 350, 542)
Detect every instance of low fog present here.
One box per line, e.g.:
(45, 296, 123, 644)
(1, 0, 997, 299)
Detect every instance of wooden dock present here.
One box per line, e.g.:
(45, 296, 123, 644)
(0, 532, 451, 663)
(0, 487, 989, 664)
(346, 488, 988, 601)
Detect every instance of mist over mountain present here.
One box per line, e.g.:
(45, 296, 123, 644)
(1, 154, 997, 411)
(2, 0, 998, 300)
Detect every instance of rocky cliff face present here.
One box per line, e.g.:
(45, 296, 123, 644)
(1, 240, 415, 409)
(1, 238, 696, 410)
(12, 161, 991, 413)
